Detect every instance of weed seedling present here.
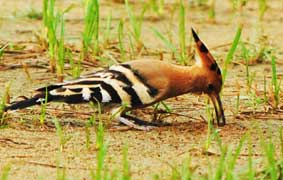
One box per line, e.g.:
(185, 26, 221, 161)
(67, 50, 81, 78)
(149, 0, 164, 17)
(0, 44, 8, 63)
(178, 0, 187, 65)
(122, 146, 130, 180)
(56, 152, 66, 180)
(125, 0, 147, 52)
(208, 0, 216, 22)
(83, 0, 100, 56)
(225, 135, 247, 179)
(258, 0, 267, 20)
(263, 75, 268, 104)
(56, 13, 65, 82)
(95, 119, 107, 180)
(271, 55, 280, 108)
(53, 118, 71, 152)
(261, 135, 278, 179)
(180, 158, 193, 179)
(118, 19, 126, 62)
(43, 0, 57, 72)
(0, 83, 10, 126)
(0, 164, 11, 180)
(223, 25, 242, 84)
(151, 27, 178, 59)
(103, 12, 112, 46)
(240, 41, 252, 92)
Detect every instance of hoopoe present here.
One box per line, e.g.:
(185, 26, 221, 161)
(4, 28, 225, 130)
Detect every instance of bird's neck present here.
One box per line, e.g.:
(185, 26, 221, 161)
(165, 64, 204, 98)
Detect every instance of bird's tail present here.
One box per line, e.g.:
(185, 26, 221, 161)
(4, 78, 114, 111)
(4, 91, 54, 111)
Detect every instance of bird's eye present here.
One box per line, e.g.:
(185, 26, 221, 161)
(208, 84, 214, 91)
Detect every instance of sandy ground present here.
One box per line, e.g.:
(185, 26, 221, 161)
(0, 0, 283, 179)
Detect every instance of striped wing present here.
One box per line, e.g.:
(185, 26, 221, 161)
(36, 64, 159, 108)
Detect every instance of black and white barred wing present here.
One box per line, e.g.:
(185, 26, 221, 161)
(5, 64, 158, 111)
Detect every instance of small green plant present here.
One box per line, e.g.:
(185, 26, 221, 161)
(153, 101, 172, 113)
(225, 135, 247, 179)
(148, 0, 164, 17)
(178, 0, 187, 65)
(103, 12, 112, 46)
(271, 55, 280, 108)
(263, 75, 268, 104)
(204, 114, 219, 152)
(56, 13, 65, 82)
(229, 0, 248, 12)
(208, 0, 216, 22)
(260, 133, 279, 179)
(43, 0, 71, 81)
(118, 19, 126, 62)
(180, 158, 193, 179)
(43, 0, 57, 72)
(56, 152, 66, 180)
(85, 116, 95, 150)
(53, 118, 71, 152)
(247, 90, 265, 113)
(223, 25, 242, 84)
(122, 146, 130, 180)
(258, 0, 267, 20)
(83, 0, 100, 57)
(125, 0, 147, 52)
(0, 43, 8, 62)
(67, 50, 81, 78)
(151, 27, 178, 58)
(0, 83, 10, 126)
(95, 119, 107, 180)
(0, 164, 11, 180)
(240, 42, 254, 92)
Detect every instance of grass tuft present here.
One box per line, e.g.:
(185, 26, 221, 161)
(83, 0, 100, 57)
(125, 0, 147, 52)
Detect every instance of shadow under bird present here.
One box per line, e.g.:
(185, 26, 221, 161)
(4, 28, 226, 130)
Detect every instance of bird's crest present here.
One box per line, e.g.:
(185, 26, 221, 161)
(191, 28, 221, 76)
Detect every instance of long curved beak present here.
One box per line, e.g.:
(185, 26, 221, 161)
(209, 93, 226, 126)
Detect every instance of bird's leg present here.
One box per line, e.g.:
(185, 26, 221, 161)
(111, 108, 159, 131)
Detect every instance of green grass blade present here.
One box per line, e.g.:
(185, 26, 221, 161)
(178, 0, 186, 65)
(122, 146, 130, 180)
(223, 25, 243, 84)
(118, 19, 126, 62)
(0, 164, 11, 180)
(271, 55, 279, 107)
(151, 27, 177, 55)
(83, 0, 100, 55)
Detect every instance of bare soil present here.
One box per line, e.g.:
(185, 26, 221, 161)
(0, 0, 283, 179)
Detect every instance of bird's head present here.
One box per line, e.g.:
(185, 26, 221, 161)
(191, 28, 225, 126)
